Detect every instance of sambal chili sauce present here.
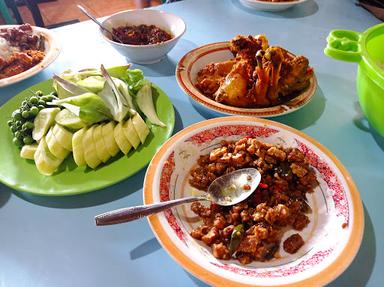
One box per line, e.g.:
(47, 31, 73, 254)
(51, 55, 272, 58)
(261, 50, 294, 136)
(112, 24, 173, 45)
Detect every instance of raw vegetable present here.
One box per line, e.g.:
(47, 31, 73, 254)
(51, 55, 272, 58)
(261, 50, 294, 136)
(20, 144, 38, 160)
(9, 91, 56, 147)
(136, 83, 166, 127)
(55, 109, 86, 130)
(99, 65, 135, 122)
(32, 107, 60, 141)
(51, 92, 112, 124)
(229, 224, 245, 255)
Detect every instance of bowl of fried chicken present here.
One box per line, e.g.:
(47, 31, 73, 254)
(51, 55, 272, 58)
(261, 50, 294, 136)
(176, 35, 316, 117)
(0, 24, 60, 87)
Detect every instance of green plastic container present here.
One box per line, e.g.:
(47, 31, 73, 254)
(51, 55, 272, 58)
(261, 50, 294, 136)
(325, 23, 384, 136)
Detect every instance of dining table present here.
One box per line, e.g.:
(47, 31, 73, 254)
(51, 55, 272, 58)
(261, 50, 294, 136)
(0, 0, 383, 286)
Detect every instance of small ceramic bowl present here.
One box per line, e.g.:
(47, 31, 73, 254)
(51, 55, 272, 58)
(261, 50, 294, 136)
(100, 9, 186, 64)
(239, 0, 309, 12)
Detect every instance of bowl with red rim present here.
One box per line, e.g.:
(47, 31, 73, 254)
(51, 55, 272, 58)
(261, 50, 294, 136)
(144, 116, 363, 287)
(176, 42, 317, 118)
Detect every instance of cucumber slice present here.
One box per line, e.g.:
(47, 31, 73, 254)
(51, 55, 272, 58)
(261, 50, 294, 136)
(93, 124, 110, 163)
(102, 122, 119, 157)
(32, 108, 61, 141)
(52, 124, 73, 151)
(82, 126, 102, 169)
(46, 128, 70, 160)
(131, 113, 150, 144)
(114, 122, 132, 155)
(122, 119, 140, 149)
(72, 128, 86, 167)
(20, 144, 38, 160)
(55, 109, 86, 131)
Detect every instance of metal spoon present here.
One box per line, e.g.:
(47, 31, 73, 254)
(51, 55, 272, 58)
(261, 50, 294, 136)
(95, 168, 261, 226)
(77, 5, 124, 44)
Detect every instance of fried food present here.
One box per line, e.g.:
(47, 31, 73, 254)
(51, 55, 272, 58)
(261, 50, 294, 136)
(195, 35, 313, 108)
(0, 24, 45, 80)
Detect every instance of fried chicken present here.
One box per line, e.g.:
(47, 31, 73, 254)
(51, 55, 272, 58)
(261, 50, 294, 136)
(0, 50, 45, 79)
(195, 35, 313, 108)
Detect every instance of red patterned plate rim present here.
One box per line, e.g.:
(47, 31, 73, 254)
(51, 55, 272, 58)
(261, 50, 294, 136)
(176, 42, 317, 117)
(144, 117, 364, 287)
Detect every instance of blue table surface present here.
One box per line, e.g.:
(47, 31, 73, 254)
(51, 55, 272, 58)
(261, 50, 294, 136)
(0, 0, 383, 286)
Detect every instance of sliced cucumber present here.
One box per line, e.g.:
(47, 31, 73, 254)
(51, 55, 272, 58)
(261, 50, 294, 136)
(55, 109, 86, 131)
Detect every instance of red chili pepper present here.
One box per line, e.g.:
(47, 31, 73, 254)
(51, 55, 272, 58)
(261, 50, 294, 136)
(259, 183, 268, 189)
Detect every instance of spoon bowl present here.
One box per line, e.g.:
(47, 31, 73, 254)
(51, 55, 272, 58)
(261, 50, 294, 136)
(95, 168, 261, 225)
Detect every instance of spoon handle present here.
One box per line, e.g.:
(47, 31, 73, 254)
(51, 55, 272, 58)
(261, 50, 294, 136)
(95, 196, 207, 226)
(77, 5, 114, 38)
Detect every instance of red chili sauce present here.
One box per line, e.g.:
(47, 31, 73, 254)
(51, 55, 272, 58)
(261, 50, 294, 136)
(112, 24, 173, 45)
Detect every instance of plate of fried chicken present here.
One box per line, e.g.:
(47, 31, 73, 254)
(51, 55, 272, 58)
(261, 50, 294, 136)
(176, 35, 316, 117)
(0, 24, 60, 87)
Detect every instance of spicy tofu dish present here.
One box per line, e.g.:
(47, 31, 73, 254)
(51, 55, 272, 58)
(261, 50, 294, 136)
(0, 24, 45, 80)
(195, 35, 313, 108)
(189, 137, 318, 264)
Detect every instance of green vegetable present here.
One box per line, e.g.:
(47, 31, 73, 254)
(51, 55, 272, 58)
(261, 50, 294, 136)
(51, 92, 112, 124)
(98, 65, 135, 122)
(136, 83, 166, 127)
(229, 224, 245, 255)
(125, 69, 149, 94)
(52, 75, 89, 99)
(77, 76, 106, 93)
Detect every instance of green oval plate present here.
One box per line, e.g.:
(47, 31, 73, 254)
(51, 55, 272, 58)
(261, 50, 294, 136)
(0, 80, 174, 196)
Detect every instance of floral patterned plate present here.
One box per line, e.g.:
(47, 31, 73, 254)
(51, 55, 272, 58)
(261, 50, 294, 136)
(144, 116, 363, 287)
(176, 42, 317, 118)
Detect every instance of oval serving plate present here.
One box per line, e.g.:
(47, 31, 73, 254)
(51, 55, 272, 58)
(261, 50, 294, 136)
(144, 116, 363, 287)
(0, 25, 61, 88)
(176, 42, 317, 117)
(238, 0, 309, 12)
(0, 79, 174, 196)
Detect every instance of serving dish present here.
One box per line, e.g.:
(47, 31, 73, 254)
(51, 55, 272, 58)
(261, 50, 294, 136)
(325, 23, 384, 137)
(176, 41, 317, 117)
(0, 25, 60, 88)
(0, 79, 174, 196)
(144, 116, 363, 286)
(100, 9, 186, 64)
(238, 0, 309, 11)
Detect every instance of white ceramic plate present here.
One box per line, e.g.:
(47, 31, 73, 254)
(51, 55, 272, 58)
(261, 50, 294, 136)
(239, 0, 309, 11)
(144, 116, 364, 287)
(176, 42, 317, 118)
(0, 25, 60, 87)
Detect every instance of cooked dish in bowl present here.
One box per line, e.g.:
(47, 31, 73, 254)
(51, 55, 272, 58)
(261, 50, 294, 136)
(0, 24, 45, 79)
(195, 35, 313, 108)
(189, 137, 318, 264)
(112, 24, 173, 45)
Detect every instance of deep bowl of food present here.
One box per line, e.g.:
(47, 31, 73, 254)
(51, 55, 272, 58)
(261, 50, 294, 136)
(144, 116, 363, 286)
(325, 23, 384, 137)
(100, 9, 186, 64)
(176, 35, 317, 117)
(0, 24, 60, 87)
(238, 0, 309, 12)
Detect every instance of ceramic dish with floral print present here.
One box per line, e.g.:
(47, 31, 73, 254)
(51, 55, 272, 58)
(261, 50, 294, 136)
(176, 41, 317, 118)
(144, 116, 363, 287)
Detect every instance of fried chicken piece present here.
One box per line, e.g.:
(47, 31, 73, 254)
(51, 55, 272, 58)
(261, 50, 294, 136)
(195, 59, 236, 97)
(214, 60, 254, 107)
(229, 34, 269, 63)
(278, 50, 312, 97)
(0, 50, 44, 79)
